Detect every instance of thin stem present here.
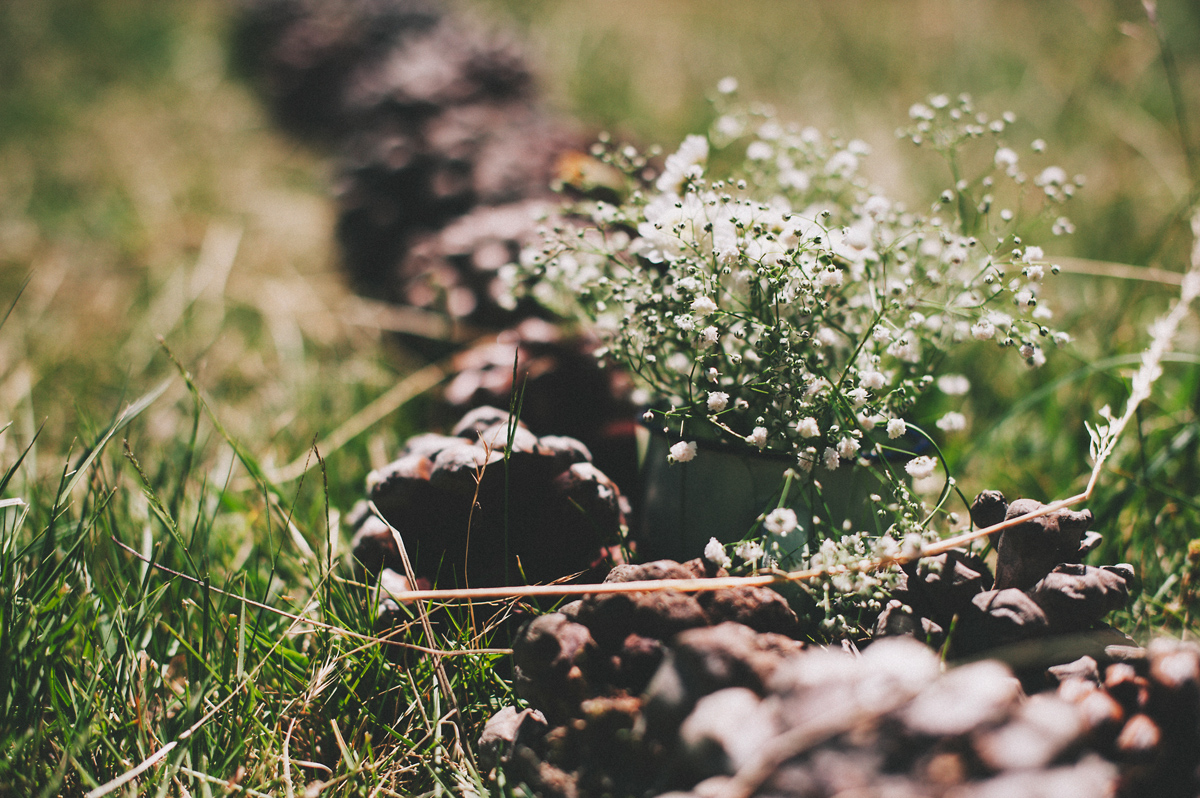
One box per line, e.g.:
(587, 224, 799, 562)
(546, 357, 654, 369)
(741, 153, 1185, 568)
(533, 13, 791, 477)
(1144, 1, 1199, 187)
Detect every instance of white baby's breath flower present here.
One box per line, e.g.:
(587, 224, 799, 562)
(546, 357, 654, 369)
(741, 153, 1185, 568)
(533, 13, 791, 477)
(666, 352, 691, 373)
(936, 411, 967, 432)
(816, 327, 840, 347)
(656, 134, 709, 193)
(909, 103, 934, 121)
(826, 150, 859, 176)
(887, 336, 921, 363)
(705, 537, 732, 568)
(735, 540, 764, 563)
(847, 387, 869, 409)
(875, 536, 900, 559)
(841, 221, 873, 250)
(707, 391, 730, 412)
(795, 417, 820, 438)
(669, 441, 698, 463)
(758, 121, 783, 140)
(746, 141, 773, 161)
(860, 370, 886, 390)
(764, 508, 798, 537)
(1021, 344, 1046, 367)
(518, 98, 1072, 563)
(779, 169, 810, 191)
(823, 446, 840, 470)
(796, 447, 817, 473)
(1053, 216, 1075, 235)
(971, 319, 995, 340)
(936, 374, 970, 395)
(714, 115, 744, 139)
(863, 195, 891, 218)
(1035, 165, 1067, 186)
(717, 76, 739, 94)
(817, 269, 844, 288)
(905, 455, 937, 480)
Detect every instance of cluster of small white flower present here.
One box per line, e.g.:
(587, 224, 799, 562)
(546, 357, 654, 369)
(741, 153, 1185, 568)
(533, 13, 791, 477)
(805, 532, 898, 637)
(512, 88, 1078, 621)
(705, 523, 941, 639)
(517, 90, 1073, 484)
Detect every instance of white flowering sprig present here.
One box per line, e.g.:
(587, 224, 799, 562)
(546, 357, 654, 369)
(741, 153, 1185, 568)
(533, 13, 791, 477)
(902, 92, 1082, 279)
(515, 91, 1074, 478)
(506, 88, 1079, 627)
(703, 520, 937, 640)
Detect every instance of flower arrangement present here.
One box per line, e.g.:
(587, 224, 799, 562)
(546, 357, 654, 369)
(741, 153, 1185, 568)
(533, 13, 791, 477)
(506, 88, 1079, 590)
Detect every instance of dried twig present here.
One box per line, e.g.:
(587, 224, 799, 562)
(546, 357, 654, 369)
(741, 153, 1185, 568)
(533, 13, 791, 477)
(269, 359, 452, 484)
(1054, 256, 1185, 286)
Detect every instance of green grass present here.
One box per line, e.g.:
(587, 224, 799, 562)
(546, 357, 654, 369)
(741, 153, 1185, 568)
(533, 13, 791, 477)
(0, 370, 515, 795)
(0, 0, 1198, 793)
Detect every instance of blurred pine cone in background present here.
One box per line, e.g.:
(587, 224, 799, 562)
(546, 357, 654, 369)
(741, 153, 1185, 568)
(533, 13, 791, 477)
(235, 0, 582, 327)
(236, 0, 642, 530)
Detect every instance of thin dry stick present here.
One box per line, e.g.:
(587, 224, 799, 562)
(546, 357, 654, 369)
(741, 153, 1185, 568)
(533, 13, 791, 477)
(1054, 256, 1184, 286)
(269, 359, 451, 484)
(85, 742, 178, 798)
(176, 767, 274, 798)
(379, 211, 1200, 606)
(283, 719, 297, 798)
(340, 295, 486, 342)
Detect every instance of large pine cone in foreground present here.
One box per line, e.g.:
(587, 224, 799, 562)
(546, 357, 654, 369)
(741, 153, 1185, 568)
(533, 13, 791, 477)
(349, 406, 627, 589)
